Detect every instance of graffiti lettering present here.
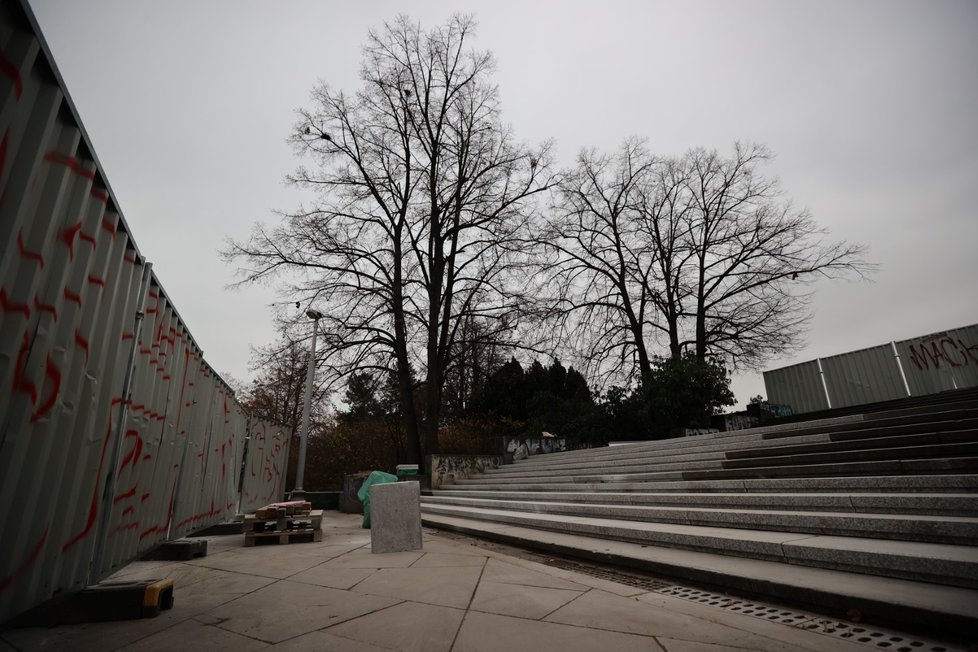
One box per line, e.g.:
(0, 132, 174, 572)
(431, 455, 502, 490)
(907, 337, 978, 370)
(503, 436, 567, 461)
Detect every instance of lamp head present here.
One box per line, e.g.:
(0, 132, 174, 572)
(306, 309, 323, 320)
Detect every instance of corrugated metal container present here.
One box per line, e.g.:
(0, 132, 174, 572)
(0, 0, 291, 623)
(763, 360, 829, 413)
(896, 324, 978, 397)
(765, 323, 978, 415)
(240, 415, 291, 514)
(819, 343, 907, 409)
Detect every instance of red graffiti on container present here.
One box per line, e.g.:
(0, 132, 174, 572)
(44, 151, 96, 180)
(907, 335, 978, 371)
(17, 231, 44, 268)
(29, 356, 61, 423)
(1, 289, 31, 319)
(34, 296, 57, 320)
(0, 528, 48, 593)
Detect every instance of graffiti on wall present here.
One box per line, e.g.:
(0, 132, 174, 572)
(430, 455, 503, 490)
(906, 333, 978, 371)
(502, 435, 567, 460)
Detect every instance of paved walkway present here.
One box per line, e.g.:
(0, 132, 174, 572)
(0, 513, 914, 651)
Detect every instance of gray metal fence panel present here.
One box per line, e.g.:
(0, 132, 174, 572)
(896, 324, 978, 396)
(0, 1, 291, 623)
(240, 415, 291, 514)
(820, 344, 908, 409)
(763, 360, 829, 413)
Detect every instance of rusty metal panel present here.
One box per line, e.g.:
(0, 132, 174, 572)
(763, 360, 829, 414)
(895, 324, 978, 396)
(819, 344, 908, 409)
(0, 1, 291, 623)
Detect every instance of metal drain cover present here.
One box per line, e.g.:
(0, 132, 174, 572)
(541, 559, 963, 652)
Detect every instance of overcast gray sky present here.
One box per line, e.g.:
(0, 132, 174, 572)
(28, 0, 978, 408)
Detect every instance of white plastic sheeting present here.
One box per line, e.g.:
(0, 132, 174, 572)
(764, 323, 978, 414)
(0, 1, 290, 623)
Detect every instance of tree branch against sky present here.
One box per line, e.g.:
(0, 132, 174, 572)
(225, 15, 555, 461)
(545, 140, 872, 388)
(543, 138, 660, 383)
(682, 143, 873, 368)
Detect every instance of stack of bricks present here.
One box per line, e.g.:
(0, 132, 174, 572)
(243, 501, 322, 546)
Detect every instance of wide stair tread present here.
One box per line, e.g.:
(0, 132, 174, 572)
(440, 474, 978, 494)
(422, 494, 978, 543)
(420, 503, 978, 589)
(429, 490, 978, 516)
(420, 512, 978, 637)
(505, 409, 978, 469)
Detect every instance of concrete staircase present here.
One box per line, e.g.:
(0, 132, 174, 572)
(420, 396, 978, 636)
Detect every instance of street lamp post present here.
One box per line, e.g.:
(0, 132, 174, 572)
(292, 309, 323, 498)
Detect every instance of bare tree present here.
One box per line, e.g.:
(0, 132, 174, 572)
(544, 139, 659, 382)
(240, 331, 330, 432)
(680, 143, 870, 367)
(546, 140, 870, 385)
(225, 15, 554, 462)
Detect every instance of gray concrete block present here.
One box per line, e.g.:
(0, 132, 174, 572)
(371, 481, 423, 554)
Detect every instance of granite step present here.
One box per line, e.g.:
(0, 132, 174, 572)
(502, 418, 978, 473)
(419, 512, 978, 638)
(722, 441, 978, 470)
(482, 437, 978, 480)
(420, 495, 978, 544)
(439, 474, 978, 494)
(681, 457, 978, 481)
(419, 503, 978, 588)
(727, 428, 978, 461)
(429, 489, 978, 516)
(454, 457, 978, 486)
(506, 409, 978, 469)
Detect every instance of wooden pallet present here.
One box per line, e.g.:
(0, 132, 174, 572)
(243, 528, 323, 547)
(243, 509, 324, 533)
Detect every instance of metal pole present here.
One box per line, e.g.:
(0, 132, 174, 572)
(293, 313, 320, 496)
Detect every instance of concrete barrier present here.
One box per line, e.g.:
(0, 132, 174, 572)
(370, 482, 423, 553)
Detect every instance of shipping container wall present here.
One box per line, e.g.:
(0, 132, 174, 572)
(764, 324, 978, 415)
(763, 360, 829, 413)
(819, 343, 907, 409)
(0, 1, 290, 624)
(240, 415, 291, 514)
(896, 324, 978, 397)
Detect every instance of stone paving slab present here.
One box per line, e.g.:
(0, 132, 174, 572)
(0, 512, 967, 652)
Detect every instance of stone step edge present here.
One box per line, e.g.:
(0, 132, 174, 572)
(420, 512, 978, 639)
(421, 497, 978, 544)
(456, 458, 978, 484)
(490, 437, 978, 477)
(422, 494, 978, 525)
(496, 427, 978, 474)
(439, 474, 978, 493)
(429, 490, 978, 516)
(419, 503, 978, 587)
(505, 409, 978, 466)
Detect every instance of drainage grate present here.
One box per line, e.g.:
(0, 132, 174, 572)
(539, 560, 964, 652)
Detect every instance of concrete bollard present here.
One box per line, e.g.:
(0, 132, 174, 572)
(370, 481, 423, 554)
